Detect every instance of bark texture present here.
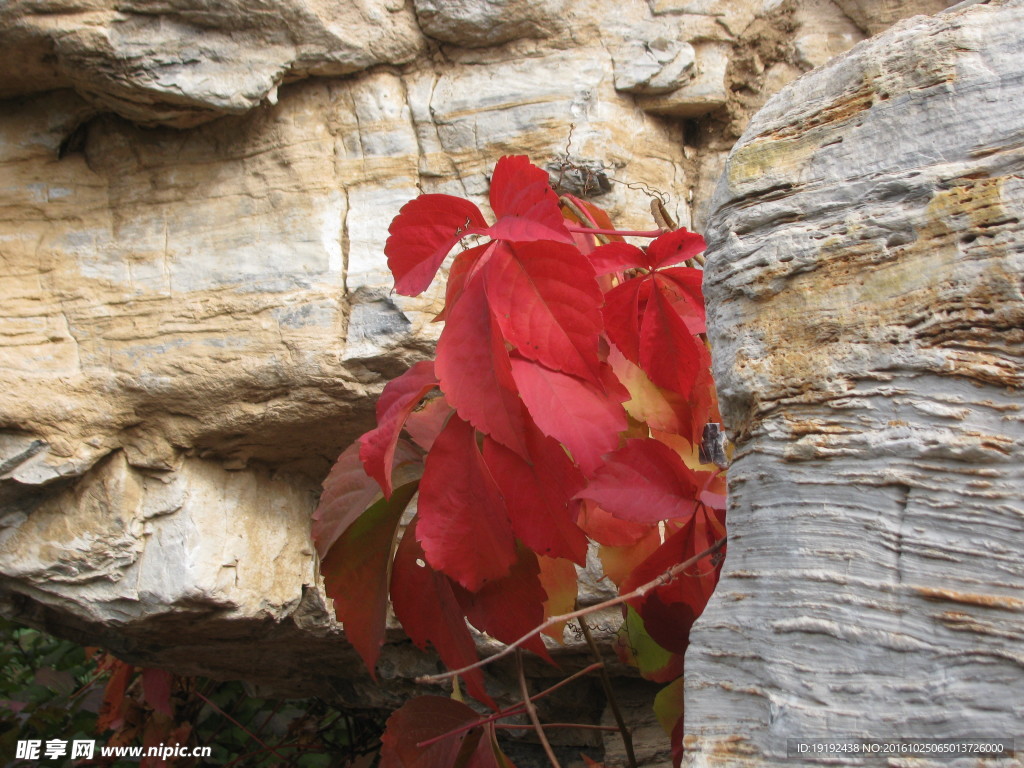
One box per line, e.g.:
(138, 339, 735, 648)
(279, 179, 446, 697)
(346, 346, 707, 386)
(692, 1, 1024, 764)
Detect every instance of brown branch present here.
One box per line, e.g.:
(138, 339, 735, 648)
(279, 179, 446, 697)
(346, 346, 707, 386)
(578, 617, 637, 768)
(416, 662, 606, 749)
(497, 724, 619, 732)
(517, 649, 562, 768)
(650, 198, 677, 231)
(566, 225, 664, 238)
(194, 689, 291, 763)
(415, 535, 727, 685)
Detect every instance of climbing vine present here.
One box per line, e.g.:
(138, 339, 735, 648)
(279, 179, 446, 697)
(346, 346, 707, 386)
(312, 155, 727, 767)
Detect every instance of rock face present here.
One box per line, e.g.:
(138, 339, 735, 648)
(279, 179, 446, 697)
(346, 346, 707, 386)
(0, 0, 967, 743)
(693, 0, 1024, 764)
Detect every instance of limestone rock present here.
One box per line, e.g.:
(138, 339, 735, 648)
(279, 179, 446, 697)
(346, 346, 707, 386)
(636, 41, 731, 117)
(0, 59, 680, 702)
(0, 0, 426, 127)
(613, 39, 697, 95)
(0, 0, 974, 733)
(413, 0, 566, 46)
(834, 0, 962, 35)
(692, 1, 1024, 764)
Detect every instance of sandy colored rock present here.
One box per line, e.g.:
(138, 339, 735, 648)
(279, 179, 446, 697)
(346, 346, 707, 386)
(834, 0, 964, 34)
(0, 0, 978, 745)
(413, 0, 566, 46)
(0, 0, 426, 127)
(691, 1, 1024, 764)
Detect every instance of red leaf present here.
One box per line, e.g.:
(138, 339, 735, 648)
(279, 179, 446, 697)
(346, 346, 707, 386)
(360, 361, 438, 497)
(312, 443, 377, 559)
(645, 228, 706, 269)
(587, 241, 646, 275)
(386, 194, 488, 296)
(485, 155, 573, 245)
(454, 545, 552, 660)
(320, 481, 418, 675)
(313, 439, 421, 558)
(639, 280, 708, 395)
(484, 241, 603, 382)
(141, 668, 174, 718)
(635, 591, 699, 655)
(604, 274, 709, 397)
(391, 521, 493, 707)
(417, 415, 517, 591)
(655, 267, 706, 335)
(436, 279, 529, 457)
(482, 423, 588, 564)
(404, 395, 453, 452)
(576, 439, 701, 524)
(620, 505, 726, 653)
(509, 357, 627, 475)
(98, 660, 134, 732)
(436, 242, 493, 323)
(603, 277, 645, 363)
(578, 500, 653, 547)
(379, 696, 487, 768)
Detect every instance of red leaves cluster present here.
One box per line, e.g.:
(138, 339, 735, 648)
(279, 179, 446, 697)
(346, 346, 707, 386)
(313, 156, 727, 767)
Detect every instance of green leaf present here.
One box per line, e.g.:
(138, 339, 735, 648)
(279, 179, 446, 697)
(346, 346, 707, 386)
(616, 606, 683, 684)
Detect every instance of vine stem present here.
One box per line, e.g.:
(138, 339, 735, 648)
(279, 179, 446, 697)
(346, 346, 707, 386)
(565, 225, 664, 238)
(415, 535, 727, 685)
(194, 689, 291, 763)
(517, 649, 562, 768)
(578, 616, 638, 768)
(497, 724, 619, 732)
(416, 662, 605, 749)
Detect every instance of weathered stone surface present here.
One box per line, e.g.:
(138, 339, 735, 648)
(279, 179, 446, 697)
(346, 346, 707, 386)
(834, 0, 965, 34)
(613, 39, 696, 95)
(636, 42, 730, 117)
(0, 0, 975, 743)
(413, 0, 566, 46)
(0, 0, 426, 127)
(692, 1, 1024, 764)
(0, 61, 683, 704)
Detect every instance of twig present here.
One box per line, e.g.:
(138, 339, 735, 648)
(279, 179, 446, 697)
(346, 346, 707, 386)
(416, 662, 606, 749)
(517, 649, 562, 768)
(415, 536, 727, 685)
(194, 689, 291, 763)
(578, 617, 637, 768)
(497, 724, 619, 732)
(565, 225, 664, 238)
(651, 198, 677, 231)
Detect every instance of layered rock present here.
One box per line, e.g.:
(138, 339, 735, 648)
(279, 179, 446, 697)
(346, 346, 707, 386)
(692, 0, 1024, 764)
(0, 0, 968, 742)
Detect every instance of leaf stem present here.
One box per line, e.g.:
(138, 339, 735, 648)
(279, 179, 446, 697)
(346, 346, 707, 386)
(415, 662, 605, 748)
(517, 649, 562, 768)
(497, 724, 619, 732)
(194, 689, 291, 763)
(415, 536, 727, 685)
(565, 225, 664, 238)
